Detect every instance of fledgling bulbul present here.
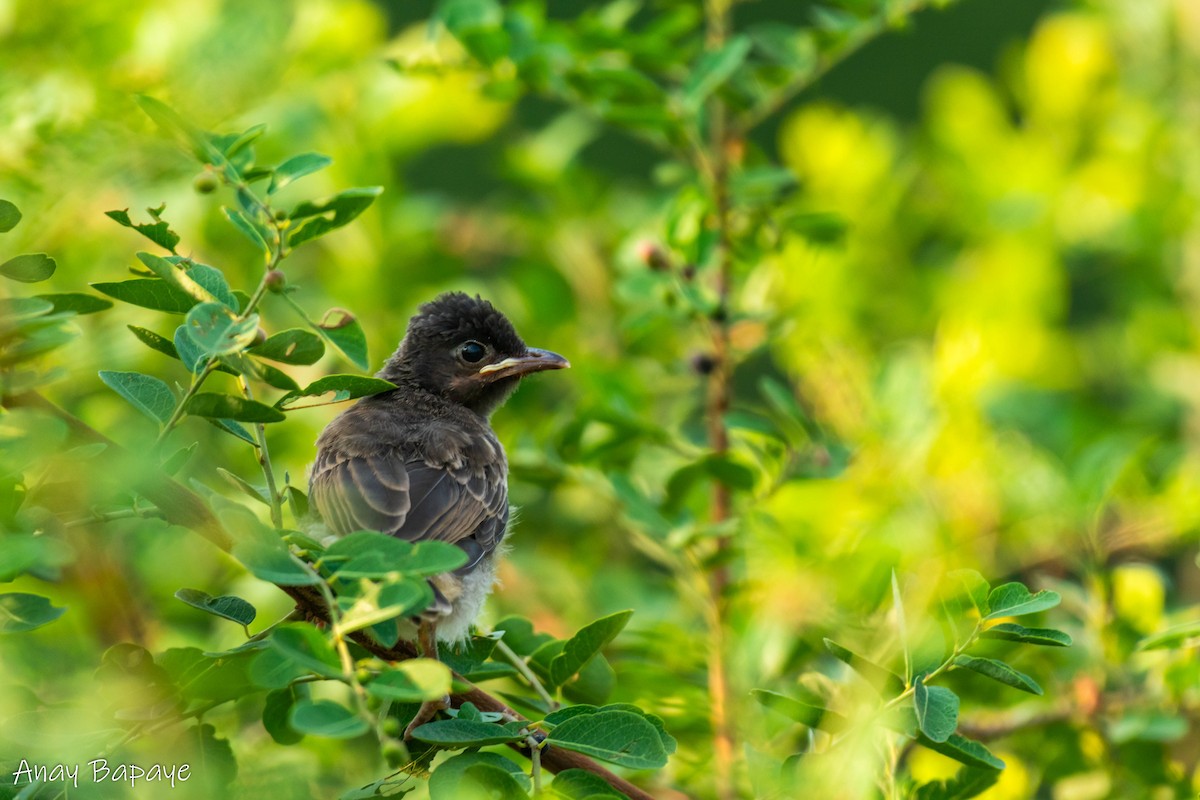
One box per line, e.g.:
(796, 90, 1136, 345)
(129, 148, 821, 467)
(309, 292, 568, 735)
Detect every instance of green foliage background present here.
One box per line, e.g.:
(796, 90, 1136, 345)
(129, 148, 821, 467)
(2, 0, 1199, 798)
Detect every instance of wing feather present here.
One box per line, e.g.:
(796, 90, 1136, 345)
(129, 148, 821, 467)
(311, 439, 508, 573)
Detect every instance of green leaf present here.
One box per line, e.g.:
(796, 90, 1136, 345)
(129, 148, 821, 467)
(173, 325, 209, 372)
(562, 651, 616, 705)
(288, 187, 383, 247)
(979, 622, 1072, 647)
(337, 578, 432, 634)
(549, 609, 633, 687)
(173, 723, 238, 789)
(249, 328, 326, 365)
(430, 753, 531, 799)
(550, 768, 625, 798)
(914, 677, 959, 743)
(366, 659, 451, 702)
(0, 297, 53, 320)
(92, 279, 195, 313)
(269, 153, 333, 194)
(953, 655, 1042, 695)
(314, 307, 369, 370)
(412, 717, 527, 746)
(917, 732, 1005, 771)
(494, 615, 554, 657)
(0, 199, 20, 233)
(177, 261, 239, 311)
(226, 510, 319, 586)
(263, 686, 305, 745)
(0, 254, 56, 283)
(547, 709, 669, 769)
(948, 569, 990, 617)
(984, 582, 1061, 620)
(251, 361, 299, 391)
(174, 588, 257, 627)
(185, 393, 286, 423)
(323, 531, 467, 578)
(209, 418, 260, 447)
(893, 570, 911, 681)
(162, 442, 198, 475)
(35, 293, 113, 315)
(0, 592, 66, 632)
(270, 624, 343, 678)
(249, 648, 307, 689)
(912, 767, 1001, 800)
(98, 370, 176, 424)
(183, 302, 259, 357)
(105, 207, 180, 253)
(289, 700, 368, 739)
(157, 646, 257, 703)
(222, 207, 271, 259)
(0, 535, 71, 583)
(277, 375, 396, 410)
(136, 251, 221, 306)
(135, 95, 221, 164)
(751, 688, 846, 731)
(1137, 620, 1200, 651)
(682, 35, 751, 112)
(823, 638, 905, 694)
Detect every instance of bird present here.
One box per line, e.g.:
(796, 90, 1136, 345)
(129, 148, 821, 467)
(308, 292, 568, 736)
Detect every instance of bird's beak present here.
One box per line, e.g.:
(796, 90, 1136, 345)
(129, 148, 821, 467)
(477, 348, 570, 380)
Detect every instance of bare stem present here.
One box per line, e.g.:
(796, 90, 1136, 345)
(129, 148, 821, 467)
(495, 637, 559, 712)
(701, 1, 738, 797)
(236, 374, 283, 528)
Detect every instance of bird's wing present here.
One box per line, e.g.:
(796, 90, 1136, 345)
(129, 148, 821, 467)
(310, 444, 508, 572)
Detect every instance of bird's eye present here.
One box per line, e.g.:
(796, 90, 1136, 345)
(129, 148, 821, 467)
(459, 340, 487, 363)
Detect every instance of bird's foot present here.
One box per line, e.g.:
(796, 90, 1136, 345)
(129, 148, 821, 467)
(403, 694, 451, 740)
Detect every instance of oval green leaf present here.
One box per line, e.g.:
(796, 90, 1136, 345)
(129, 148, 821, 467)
(410, 718, 527, 747)
(0, 199, 20, 233)
(277, 375, 395, 410)
(0, 254, 56, 283)
(98, 370, 176, 424)
(288, 699, 368, 739)
(35, 293, 112, 315)
(174, 588, 257, 627)
(913, 677, 958, 744)
(984, 582, 1061, 621)
(0, 592, 66, 633)
(953, 655, 1042, 695)
(366, 659, 451, 702)
(249, 328, 326, 365)
(185, 393, 285, 423)
(547, 709, 669, 769)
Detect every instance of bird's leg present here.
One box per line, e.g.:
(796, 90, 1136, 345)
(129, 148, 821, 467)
(403, 618, 451, 739)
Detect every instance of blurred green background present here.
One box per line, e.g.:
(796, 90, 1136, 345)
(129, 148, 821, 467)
(3, 0, 1200, 797)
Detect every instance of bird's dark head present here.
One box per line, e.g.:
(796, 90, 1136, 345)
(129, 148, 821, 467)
(380, 292, 569, 416)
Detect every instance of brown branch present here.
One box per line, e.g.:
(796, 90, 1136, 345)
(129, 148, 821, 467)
(3, 390, 658, 800)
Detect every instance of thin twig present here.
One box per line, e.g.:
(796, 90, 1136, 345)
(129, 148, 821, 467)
(494, 637, 559, 712)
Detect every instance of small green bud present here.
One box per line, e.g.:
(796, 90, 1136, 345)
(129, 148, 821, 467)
(265, 270, 286, 293)
(382, 741, 407, 768)
(193, 173, 218, 194)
